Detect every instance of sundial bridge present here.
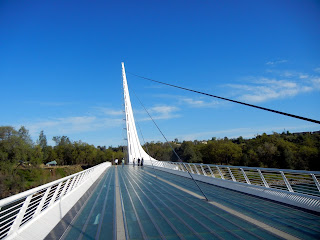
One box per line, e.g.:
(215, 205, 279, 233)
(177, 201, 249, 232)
(0, 63, 320, 240)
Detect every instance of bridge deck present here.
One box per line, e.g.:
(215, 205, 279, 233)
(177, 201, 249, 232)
(48, 166, 320, 240)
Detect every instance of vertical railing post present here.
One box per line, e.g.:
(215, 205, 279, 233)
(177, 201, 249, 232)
(194, 164, 200, 175)
(74, 174, 82, 188)
(79, 171, 87, 185)
(207, 165, 215, 178)
(186, 164, 190, 172)
(311, 174, 320, 192)
(77, 172, 86, 186)
(71, 174, 81, 189)
(217, 166, 224, 179)
(33, 187, 51, 217)
(280, 171, 294, 192)
(180, 163, 184, 172)
(200, 164, 207, 176)
(49, 182, 62, 205)
(7, 195, 33, 236)
(65, 176, 77, 195)
(227, 167, 236, 182)
(258, 169, 269, 188)
(59, 179, 71, 198)
(241, 168, 251, 184)
(188, 164, 194, 174)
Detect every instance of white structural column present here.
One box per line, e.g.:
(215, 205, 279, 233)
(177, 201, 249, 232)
(122, 62, 158, 165)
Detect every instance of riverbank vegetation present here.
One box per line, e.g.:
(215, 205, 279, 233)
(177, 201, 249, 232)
(143, 131, 320, 171)
(0, 126, 123, 199)
(1, 125, 319, 199)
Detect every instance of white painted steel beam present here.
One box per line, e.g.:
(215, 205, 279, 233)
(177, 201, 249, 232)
(122, 62, 160, 166)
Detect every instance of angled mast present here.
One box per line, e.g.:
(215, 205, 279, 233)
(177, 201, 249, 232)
(122, 62, 156, 165)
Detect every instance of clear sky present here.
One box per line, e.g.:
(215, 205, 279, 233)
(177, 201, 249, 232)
(1, 0, 320, 147)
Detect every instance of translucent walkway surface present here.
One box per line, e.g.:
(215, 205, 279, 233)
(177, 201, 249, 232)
(48, 166, 320, 240)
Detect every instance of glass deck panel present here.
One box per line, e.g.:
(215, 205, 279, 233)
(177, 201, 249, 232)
(57, 166, 320, 240)
(143, 167, 320, 240)
(62, 168, 114, 240)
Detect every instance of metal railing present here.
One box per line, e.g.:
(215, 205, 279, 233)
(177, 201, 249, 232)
(151, 161, 320, 197)
(0, 162, 110, 240)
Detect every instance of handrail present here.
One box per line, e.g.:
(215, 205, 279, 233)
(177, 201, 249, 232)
(0, 162, 110, 240)
(151, 161, 320, 198)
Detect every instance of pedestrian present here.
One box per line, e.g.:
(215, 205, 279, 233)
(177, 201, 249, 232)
(138, 158, 140, 166)
(122, 158, 125, 167)
(141, 158, 144, 167)
(115, 158, 118, 165)
(133, 158, 135, 167)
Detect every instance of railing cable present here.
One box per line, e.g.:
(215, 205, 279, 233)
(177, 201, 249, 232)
(128, 72, 320, 125)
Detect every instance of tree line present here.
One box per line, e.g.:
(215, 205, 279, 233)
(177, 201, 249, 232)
(1, 126, 319, 171)
(0, 126, 123, 198)
(0, 126, 124, 166)
(1, 125, 319, 198)
(143, 131, 320, 171)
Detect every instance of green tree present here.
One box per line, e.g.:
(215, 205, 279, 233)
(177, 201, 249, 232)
(45, 146, 58, 163)
(31, 145, 43, 165)
(297, 146, 318, 170)
(256, 142, 277, 167)
(38, 130, 47, 149)
(215, 140, 242, 165)
(18, 126, 33, 145)
(180, 141, 202, 163)
(38, 130, 49, 163)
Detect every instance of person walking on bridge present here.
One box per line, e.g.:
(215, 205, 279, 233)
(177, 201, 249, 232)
(122, 158, 125, 167)
(138, 158, 140, 166)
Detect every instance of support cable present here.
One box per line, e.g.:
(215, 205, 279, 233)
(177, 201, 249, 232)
(131, 88, 210, 201)
(128, 72, 320, 125)
(135, 120, 158, 178)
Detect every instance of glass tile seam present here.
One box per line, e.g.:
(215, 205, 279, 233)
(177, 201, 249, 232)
(131, 170, 269, 240)
(118, 169, 147, 239)
(141, 168, 301, 240)
(121, 170, 193, 240)
(125, 170, 221, 240)
(132, 171, 269, 240)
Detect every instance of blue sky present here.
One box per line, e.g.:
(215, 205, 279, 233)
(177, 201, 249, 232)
(1, 0, 320, 147)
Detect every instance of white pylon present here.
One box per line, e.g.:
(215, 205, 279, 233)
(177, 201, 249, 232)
(122, 62, 157, 165)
